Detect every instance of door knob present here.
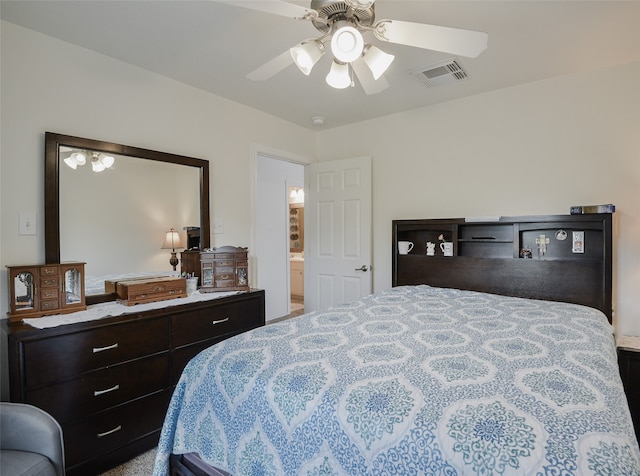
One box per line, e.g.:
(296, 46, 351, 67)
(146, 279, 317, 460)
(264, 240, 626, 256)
(355, 265, 369, 272)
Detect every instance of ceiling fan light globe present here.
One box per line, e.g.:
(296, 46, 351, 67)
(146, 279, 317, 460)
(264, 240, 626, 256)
(64, 157, 78, 169)
(101, 155, 115, 168)
(71, 151, 86, 166)
(345, 0, 375, 9)
(331, 26, 364, 63)
(326, 61, 351, 89)
(290, 40, 324, 76)
(92, 159, 106, 172)
(363, 45, 394, 80)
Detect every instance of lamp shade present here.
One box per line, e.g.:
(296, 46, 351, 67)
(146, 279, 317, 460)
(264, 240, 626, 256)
(161, 228, 183, 250)
(290, 40, 324, 76)
(362, 45, 395, 80)
(326, 61, 351, 89)
(330, 25, 364, 63)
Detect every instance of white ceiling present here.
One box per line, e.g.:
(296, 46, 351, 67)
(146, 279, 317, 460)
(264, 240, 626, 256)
(2, 0, 639, 130)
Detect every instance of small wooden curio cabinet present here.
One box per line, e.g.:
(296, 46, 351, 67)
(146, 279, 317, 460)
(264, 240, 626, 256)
(6, 262, 86, 322)
(181, 246, 249, 293)
(200, 246, 249, 292)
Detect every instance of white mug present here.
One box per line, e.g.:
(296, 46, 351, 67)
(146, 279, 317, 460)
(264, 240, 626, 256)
(398, 241, 414, 255)
(440, 242, 453, 256)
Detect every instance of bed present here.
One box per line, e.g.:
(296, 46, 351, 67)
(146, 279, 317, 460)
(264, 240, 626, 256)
(153, 214, 639, 475)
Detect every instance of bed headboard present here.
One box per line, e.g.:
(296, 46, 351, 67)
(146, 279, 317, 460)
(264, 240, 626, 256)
(392, 214, 613, 322)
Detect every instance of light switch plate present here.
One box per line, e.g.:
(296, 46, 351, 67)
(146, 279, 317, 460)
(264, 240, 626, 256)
(19, 212, 37, 235)
(572, 231, 584, 253)
(213, 218, 224, 234)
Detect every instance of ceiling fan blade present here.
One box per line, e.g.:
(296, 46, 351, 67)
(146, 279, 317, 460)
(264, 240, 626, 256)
(215, 0, 317, 21)
(247, 50, 293, 80)
(375, 20, 488, 58)
(351, 58, 388, 95)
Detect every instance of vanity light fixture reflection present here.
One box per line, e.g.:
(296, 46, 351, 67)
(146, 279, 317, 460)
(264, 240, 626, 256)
(161, 228, 183, 271)
(290, 187, 304, 204)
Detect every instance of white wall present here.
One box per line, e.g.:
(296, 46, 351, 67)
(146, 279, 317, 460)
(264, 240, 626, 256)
(0, 20, 315, 295)
(315, 60, 640, 336)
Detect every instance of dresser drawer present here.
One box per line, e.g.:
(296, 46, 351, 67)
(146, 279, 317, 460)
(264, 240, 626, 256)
(24, 317, 170, 388)
(40, 277, 59, 288)
(172, 338, 221, 384)
(125, 285, 186, 305)
(214, 277, 236, 288)
(63, 389, 171, 469)
(214, 259, 235, 268)
(40, 287, 59, 299)
(40, 298, 60, 311)
(27, 353, 170, 423)
(172, 298, 262, 347)
(40, 266, 59, 277)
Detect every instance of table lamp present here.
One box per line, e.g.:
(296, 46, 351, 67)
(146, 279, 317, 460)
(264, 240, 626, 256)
(161, 228, 183, 271)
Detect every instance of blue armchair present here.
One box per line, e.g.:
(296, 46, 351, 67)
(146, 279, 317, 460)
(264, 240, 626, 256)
(0, 402, 65, 476)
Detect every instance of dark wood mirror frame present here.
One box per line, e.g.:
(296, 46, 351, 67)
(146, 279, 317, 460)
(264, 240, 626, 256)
(44, 131, 210, 304)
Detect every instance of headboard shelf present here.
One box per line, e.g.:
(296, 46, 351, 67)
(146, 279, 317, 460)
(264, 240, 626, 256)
(392, 214, 613, 322)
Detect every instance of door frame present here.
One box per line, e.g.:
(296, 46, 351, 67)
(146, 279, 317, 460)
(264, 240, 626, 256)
(250, 144, 313, 317)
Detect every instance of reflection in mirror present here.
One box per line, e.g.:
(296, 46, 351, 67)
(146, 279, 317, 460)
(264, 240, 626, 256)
(15, 272, 34, 310)
(60, 151, 200, 281)
(64, 268, 83, 304)
(45, 132, 210, 304)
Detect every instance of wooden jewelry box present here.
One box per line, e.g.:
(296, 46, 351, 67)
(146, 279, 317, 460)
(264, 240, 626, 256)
(6, 262, 86, 322)
(181, 246, 249, 293)
(116, 277, 186, 306)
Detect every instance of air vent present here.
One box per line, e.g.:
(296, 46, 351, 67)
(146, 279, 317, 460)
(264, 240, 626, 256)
(410, 59, 468, 87)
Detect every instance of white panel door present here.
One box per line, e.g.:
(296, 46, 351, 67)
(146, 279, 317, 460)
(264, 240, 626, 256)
(304, 156, 372, 312)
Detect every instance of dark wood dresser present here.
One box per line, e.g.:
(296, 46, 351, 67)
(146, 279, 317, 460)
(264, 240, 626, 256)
(1, 289, 265, 475)
(618, 336, 640, 441)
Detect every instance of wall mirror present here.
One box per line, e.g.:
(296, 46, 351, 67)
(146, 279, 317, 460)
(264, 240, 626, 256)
(45, 132, 210, 304)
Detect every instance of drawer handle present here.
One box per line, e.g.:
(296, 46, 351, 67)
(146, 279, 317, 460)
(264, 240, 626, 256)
(93, 343, 119, 353)
(212, 317, 230, 325)
(93, 384, 120, 397)
(97, 425, 122, 438)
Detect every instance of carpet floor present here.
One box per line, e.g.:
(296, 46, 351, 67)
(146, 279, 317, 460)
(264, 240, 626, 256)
(99, 448, 156, 475)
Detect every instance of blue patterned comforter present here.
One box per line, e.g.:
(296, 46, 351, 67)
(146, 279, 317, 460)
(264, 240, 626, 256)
(153, 285, 640, 475)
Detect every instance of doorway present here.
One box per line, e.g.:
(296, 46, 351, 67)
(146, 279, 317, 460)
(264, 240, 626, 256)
(288, 186, 305, 318)
(255, 153, 305, 321)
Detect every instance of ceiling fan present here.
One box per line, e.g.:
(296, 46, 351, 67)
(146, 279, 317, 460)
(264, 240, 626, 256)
(219, 0, 488, 95)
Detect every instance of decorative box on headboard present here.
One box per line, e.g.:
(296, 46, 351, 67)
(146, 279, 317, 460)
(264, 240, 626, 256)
(181, 246, 249, 292)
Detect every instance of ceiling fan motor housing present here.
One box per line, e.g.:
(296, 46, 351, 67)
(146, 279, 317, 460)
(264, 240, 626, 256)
(309, 0, 375, 33)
